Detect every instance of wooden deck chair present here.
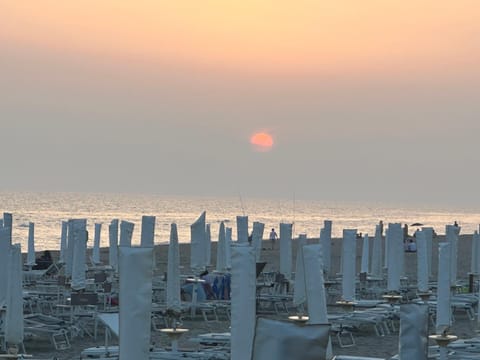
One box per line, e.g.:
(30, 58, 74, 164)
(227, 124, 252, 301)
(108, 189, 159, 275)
(251, 318, 330, 360)
(69, 292, 99, 339)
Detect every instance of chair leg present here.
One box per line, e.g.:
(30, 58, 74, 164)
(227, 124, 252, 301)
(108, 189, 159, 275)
(332, 326, 356, 348)
(52, 329, 71, 350)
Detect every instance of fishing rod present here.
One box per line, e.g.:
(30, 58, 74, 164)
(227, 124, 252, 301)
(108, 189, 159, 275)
(238, 193, 246, 216)
(292, 191, 296, 238)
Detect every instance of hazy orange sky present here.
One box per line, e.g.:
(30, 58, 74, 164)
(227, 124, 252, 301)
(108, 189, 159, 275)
(1, 1, 480, 205)
(3, 1, 479, 74)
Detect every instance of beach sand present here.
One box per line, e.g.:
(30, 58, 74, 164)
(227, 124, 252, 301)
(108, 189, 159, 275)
(22, 234, 479, 359)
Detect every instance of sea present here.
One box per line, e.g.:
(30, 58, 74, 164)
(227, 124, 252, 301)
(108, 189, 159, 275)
(1, 191, 480, 251)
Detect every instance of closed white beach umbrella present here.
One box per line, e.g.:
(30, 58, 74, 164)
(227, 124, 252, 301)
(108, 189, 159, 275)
(471, 231, 480, 274)
(0, 228, 11, 307)
(436, 242, 452, 333)
(319, 220, 332, 275)
(140, 215, 155, 247)
(3, 212, 12, 243)
(303, 244, 328, 324)
(251, 318, 330, 360)
(190, 211, 207, 271)
(387, 223, 402, 292)
(339, 229, 345, 276)
(5, 244, 24, 347)
(119, 220, 134, 247)
(478, 266, 480, 325)
(280, 223, 293, 280)
(65, 219, 75, 277)
(26, 222, 36, 266)
(119, 246, 153, 360)
(109, 219, 119, 271)
(59, 221, 68, 264)
(341, 229, 356, 302)
(398, 304, 429, 359)
(166, 224, 181, 313)
(319, 228, 327, 270)
(205, 223, 212, 265)
(399, 229, 405, 276)
(303, 243, 332, 359)
(230, 244, 256, 360)
(446, 224, 459, 286)
(71, 219, 88, 291)
(236, 215, 248, 243)
(216, 222, 227, 272)
(92, 223, 102, 265)
(384, 227, 389, 270)
(252, 221, 265, 262)
(360, 233, 369, 274)
(422, 227, 434, 278)
(225, 227, 232, 269)
(416, 230, 429, 293)
(140, 216, 156, 268)
(371, 224, 383, 278)
(478, 227, 480, 325)
(293, 234, 307, 308)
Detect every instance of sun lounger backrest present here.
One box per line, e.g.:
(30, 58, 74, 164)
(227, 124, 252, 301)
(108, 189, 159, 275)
(103, 282, 112, 293)
(256, 262, 267, 278)
(58, 275, 66, 286)
(94, 272, 107, 283)
(71, 293, 98, 306)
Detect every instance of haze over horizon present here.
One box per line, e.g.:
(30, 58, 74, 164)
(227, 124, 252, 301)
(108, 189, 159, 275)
(1, 1, 479, 207)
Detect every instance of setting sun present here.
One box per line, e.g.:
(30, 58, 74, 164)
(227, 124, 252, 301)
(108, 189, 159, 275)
(250, 132, 274, 152)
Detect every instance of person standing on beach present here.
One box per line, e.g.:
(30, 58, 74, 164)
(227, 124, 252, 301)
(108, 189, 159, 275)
(269, 228, 278, 250)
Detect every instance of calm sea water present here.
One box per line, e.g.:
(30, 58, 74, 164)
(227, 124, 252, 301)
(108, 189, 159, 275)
(1, 191, 480, 251)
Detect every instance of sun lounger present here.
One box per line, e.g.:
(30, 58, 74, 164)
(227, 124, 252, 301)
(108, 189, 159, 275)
(23, 314, 70, 351)
(80, 346, 119, 359)
(23, 263, 63, 283)
(256, 294, 292, 314)
(332, 356, 385, 360)
(189, 332, 231, 347)
(79, 313, 119, 359)
(148, 349, 230, 359)
(80, 347, 230, 360)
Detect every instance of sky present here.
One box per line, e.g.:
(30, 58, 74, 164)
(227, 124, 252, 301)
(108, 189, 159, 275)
(1, 1, 479, 206)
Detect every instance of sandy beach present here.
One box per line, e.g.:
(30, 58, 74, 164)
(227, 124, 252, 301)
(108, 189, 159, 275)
(21, 234, 479, 359)
(5, 1, 479, 358)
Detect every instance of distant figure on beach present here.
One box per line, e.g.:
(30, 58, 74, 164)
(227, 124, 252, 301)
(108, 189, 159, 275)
(379, 220, 384, 236)
(33, 250, 53, 270)
(406, 239, 417, 252)
(454, 221, 459, 227)
(269, 228, 278, 250)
